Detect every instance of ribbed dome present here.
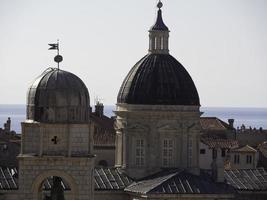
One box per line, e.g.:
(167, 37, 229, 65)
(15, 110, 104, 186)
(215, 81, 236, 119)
(27, 68, 90, 123)
(117, 54, 200, 105)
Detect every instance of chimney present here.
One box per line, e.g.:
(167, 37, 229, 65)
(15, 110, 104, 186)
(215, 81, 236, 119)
(211, 148, 225, 182)
(4, 117, 11, 132)
(228, 119, 234, 129)
(95, 102, 104, 117)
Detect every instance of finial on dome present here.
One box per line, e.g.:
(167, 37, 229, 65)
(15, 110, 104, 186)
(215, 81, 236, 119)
(157, 1, 163, 9)
(150, 1, 168, 31)
(48, 39, 63, 69)
(149, 1, 169, 54)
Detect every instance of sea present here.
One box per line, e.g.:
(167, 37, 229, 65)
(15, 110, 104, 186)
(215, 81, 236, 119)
(0, 104, 267, 134)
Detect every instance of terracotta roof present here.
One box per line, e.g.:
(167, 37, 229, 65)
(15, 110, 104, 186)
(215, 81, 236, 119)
(91, 114, 115, 131)
(94, 133, 115, 146)
(224, 168, 267, 191)
(231, 145, 257, 153)
(200, 117, 232, 131)
(91, 114, 115, 146)
(201, 138, 239, 149)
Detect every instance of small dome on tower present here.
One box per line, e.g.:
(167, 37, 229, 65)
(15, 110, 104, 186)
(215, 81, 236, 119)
(27, 68, 90, 123)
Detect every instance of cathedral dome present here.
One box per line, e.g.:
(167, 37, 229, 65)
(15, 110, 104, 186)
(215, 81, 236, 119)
(117, 54, 200, 105)
(117, 2, 199, 106)
(27, 68, 90, 123)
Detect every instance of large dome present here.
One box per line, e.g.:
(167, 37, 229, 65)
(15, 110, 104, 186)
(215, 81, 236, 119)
(27, 68, 90, 123)
(117, 54, 200, 105)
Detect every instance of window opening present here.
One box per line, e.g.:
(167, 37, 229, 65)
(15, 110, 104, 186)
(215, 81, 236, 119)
(135, 139, 145, 167)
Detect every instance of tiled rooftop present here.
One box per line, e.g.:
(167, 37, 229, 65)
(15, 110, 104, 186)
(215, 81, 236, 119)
(200, 117, 232, 131)
(230, 145, 257, 153)
(1, 167, 267, 194)
(201, 138, 239, 149)
(91, 114, 116, 146)
(94, 168, 133, 190)
(224, 168, 267, 191)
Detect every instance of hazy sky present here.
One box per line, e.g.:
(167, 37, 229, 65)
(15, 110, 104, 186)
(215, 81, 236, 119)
(0, 0, 266, 107)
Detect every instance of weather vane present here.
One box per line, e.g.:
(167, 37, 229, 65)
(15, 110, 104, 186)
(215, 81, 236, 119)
(48, 39, 63, 69)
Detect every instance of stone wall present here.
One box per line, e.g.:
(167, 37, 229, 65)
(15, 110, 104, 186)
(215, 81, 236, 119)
(199, 142, 213, 169)
(95, 191, 129, 200)
(94, 146, 115, 167)
(21, 122, 93, 157)
(115, 104, 201, 179)
(18, 156, 94, 200)
(236, 132, 267, 147)
(0, 191, 19, 200)
(229, 152, 258, 169)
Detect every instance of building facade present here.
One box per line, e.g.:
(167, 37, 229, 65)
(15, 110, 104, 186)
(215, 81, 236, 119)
(115, 1, 201, 179)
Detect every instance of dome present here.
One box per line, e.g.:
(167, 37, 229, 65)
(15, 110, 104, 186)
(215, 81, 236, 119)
(27, 68, 90, 123)
(117, 54, 200, 105)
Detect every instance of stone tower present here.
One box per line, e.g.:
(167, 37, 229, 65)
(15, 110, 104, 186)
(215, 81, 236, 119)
(115, 1, 201, 179)
(18, 68, 94, 200)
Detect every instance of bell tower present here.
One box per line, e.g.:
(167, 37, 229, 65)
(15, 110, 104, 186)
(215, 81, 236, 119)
(18, 66, 95, 200)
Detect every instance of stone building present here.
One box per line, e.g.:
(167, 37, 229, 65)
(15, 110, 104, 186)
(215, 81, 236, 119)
(200, 117, 235, 139)
(199, 138, 239, 170)
(234, 126, 267, 147)
(91, 102, 115, 167)
(258, 141, 267, 169)
(0, 1, 267, 200)
(228, 145, 258, 169)
(18, 68, 95, 199)
(115, 1, 201, 179)
(0, 118, 20, 167)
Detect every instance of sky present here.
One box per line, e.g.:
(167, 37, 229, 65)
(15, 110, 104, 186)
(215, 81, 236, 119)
(0, 0, 267, 107)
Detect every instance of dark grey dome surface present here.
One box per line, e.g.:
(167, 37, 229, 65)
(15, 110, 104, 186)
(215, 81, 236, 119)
(27, 68, 90, 123)
(117, 54, 200, 105)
